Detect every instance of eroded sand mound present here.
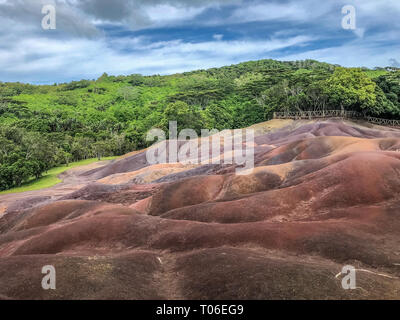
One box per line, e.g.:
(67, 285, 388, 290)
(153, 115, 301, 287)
(0, 119, 400, 300)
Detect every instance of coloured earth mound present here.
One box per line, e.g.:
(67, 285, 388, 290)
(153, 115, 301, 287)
(0, 119, 399, 299)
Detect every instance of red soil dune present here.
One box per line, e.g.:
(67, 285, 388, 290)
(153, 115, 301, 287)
(0, 119, 399, 300)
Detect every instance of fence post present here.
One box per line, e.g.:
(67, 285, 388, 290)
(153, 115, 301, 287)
(272, 111, 399, 129)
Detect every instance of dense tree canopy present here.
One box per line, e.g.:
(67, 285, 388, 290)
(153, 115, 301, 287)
(0, 59, 399, 190)
(324, 68, 377, 114)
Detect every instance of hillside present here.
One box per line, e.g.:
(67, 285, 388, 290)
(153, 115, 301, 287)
(0, 118, 399, 299)
(1, 59, 400, 191)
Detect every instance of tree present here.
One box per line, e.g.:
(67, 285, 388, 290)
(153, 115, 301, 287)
(231, 98, 265, 128)
(1, 58, 399, 193)
(374, 73, 400, 115)
(0, 165, 12, 191)
(93, 141, 109, 160)
(10, 159, 32, 186)
(23, 132, 54, 176)
(257, 81, 290, 117)
(235, 72, 271, 97)
(71, 136, 93, 160)
(159, 101, 205, 133)
(203, 103, 233, 130)
(324, 68, 377, 114)
(54, 148, 73, 166)
(127, 74, 144, 86)
(117, 86, 141, 102)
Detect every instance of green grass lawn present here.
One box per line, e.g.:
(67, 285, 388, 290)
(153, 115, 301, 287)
(0, 157, 118, 195)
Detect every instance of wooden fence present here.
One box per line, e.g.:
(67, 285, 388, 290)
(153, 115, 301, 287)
(273, 110, 400, 128)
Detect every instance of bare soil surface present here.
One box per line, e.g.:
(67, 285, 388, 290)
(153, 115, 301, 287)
(1, 119, 400, 300)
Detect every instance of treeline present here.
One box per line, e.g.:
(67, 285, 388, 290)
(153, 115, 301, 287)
(0, 59, 399, 190)
(0, 126, 131, 190)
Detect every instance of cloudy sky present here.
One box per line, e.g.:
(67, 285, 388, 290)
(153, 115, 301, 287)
(0, 0, 399, 84)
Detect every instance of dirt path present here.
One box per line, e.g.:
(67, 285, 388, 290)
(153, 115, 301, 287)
(152, 253, 185, 300)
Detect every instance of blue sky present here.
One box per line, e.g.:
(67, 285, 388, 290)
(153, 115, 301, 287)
(0, 0, 399, 84)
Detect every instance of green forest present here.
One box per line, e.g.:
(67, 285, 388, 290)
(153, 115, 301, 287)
(1, 59, 400, 191)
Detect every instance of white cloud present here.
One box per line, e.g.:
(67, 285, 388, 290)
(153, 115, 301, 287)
(279, 41, 400, 69)
(231, 2, 309, 23)
(75, 0, 241, 29)
(389, 58, 400, 68)
(213, 34, 224, 41)
(353, 28, 365, 39)
(0, 0, 398, 82)
(227, 0, 341, 25)
(145, 4, 206, 25)
(0, 34, 314, 82)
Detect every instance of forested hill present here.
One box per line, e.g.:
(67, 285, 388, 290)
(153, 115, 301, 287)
(1, 58, 400, 191)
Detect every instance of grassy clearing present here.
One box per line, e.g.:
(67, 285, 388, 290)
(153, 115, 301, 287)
(0, 157, 118, 195)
